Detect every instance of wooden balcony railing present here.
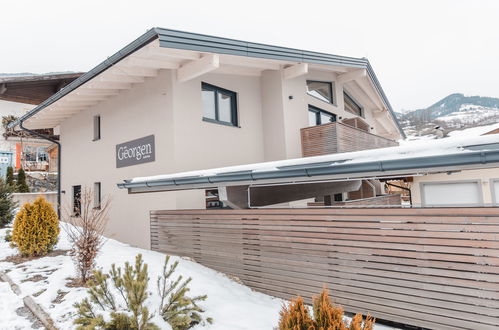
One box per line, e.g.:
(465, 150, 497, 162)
(300, 121, 398, 157)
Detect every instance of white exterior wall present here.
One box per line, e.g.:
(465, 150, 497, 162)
(411, 168, 499, 206)
(59, 67, 397, 248)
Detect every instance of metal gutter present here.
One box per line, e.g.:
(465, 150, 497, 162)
(9, 28, 405, 137)
(117, 149, 499, 192)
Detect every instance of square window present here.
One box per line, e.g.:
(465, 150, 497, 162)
(201, 82, 238, 126)
(307, 81, 333, 103)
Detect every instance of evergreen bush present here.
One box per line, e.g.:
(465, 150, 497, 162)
(5, 166, 14, 187)
(16, 168, 29, 193)
(12, 196, 59, 256)
(74, 254, 159, 330)
(278, 287, 375, 330)
(0, 178, 17, 227)
(158, 256, 212, 330)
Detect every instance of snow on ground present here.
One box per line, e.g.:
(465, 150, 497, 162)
(0, 226, 398, 330)
(0, 226, 282, 329)
(0, 281, 34, 330)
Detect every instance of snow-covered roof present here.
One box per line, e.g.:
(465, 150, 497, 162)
(118, 134, 499, 193)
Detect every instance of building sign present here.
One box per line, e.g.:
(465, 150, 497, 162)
(116, 135, 155, 168)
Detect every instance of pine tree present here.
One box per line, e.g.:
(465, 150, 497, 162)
(16, 168, 29, 193)
(158, 256, 212, 330)
(74, 254, 159, 330)
(5, 166, 14, 187)
(11, 196, 59, 256)
(0, 178, 17, 227)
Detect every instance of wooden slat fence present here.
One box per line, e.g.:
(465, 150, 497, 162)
(150, 208, 499, 330)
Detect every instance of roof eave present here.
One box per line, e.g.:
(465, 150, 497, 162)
(117, 149, 499, 193)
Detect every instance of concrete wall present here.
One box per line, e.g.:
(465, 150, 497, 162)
(59, 67, 399, 248)
(410, 168, 499, 206)
(13, 192, 57, 209)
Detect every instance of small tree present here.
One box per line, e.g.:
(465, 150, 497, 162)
(16, 168, 29, 193)
(279, 296, 314, 330)
(0, 178, 17, 227)
(63, 187, 110, 284)
(157, 256, 212, 330)
(5, 166, 14, 187)
(12, 196, 59, 256)
(278, 286, 375, 330)
(73, 254, 159, 330)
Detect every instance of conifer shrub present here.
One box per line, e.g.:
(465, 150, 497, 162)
(278, 286, 375, 330)
(279, 296, 314, 330)
(158, 256, 212, 330)
(0, 178, 17, 227)
(5, 166, 14, 187)
(16, 168, 29, 193)
(74, 254, 159, 330)
(12, 196, 59, 256)
(73, 254, 212, 330)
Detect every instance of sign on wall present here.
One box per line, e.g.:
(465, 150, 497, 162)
(116, 135, 155, 168)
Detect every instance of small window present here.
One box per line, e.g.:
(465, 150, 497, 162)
(93, 115, 101, 141)
(344, 92, 363, 117)
(306, 81, 333, 103)
(202, 83, 238, 126)
(72, 185, 82, 216)
(308, 105, 336, 126)
(94, 182, 101, 209)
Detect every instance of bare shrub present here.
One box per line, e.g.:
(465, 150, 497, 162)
(63, 187, 110, 284)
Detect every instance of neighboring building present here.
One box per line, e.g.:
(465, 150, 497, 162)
(12, 28, 404, 247)
(0, 73, 82, 175)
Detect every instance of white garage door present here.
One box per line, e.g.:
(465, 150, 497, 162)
(493, 180, 499, 205)
(421, 181, 482, 207)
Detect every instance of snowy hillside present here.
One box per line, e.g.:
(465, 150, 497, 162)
(397, 93, 499, 138)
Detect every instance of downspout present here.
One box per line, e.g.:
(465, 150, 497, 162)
(19, 121, 61, 219)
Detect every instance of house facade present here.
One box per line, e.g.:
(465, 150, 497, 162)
(12, 28, 403, 248)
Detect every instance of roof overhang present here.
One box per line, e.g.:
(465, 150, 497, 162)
(0, 73, 82, 105)
(117, 137, 499, 194)
(9, 28, 405, 138)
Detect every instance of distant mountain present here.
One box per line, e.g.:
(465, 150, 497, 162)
(398, 93, 499, 138)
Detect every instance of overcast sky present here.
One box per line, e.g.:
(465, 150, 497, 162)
(1, 0, 498, 111)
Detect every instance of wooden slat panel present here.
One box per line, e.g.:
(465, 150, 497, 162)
(150, 208, 499, 329)
(300, 122, 398, 157)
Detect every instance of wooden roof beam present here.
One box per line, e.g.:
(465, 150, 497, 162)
(337, 69, 367, 84)
(282, 63, 308, 80)
(177, 54, 219, 82)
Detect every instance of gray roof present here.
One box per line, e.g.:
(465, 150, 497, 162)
(10, 27, 405, 137)
(118, 137, 499, 193)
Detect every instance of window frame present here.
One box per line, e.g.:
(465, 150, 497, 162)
(308, 105, 337, 126)
(201, 82, 238, 127)
(93, 115, 101, 141)
(306, 80, 335, 104)
(94, 182, 101, 209)
(72, 185, 82, 216)
(343, 91, 364, 117)
(490, 178, 499, 206)
(419, 180, 483, 207)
